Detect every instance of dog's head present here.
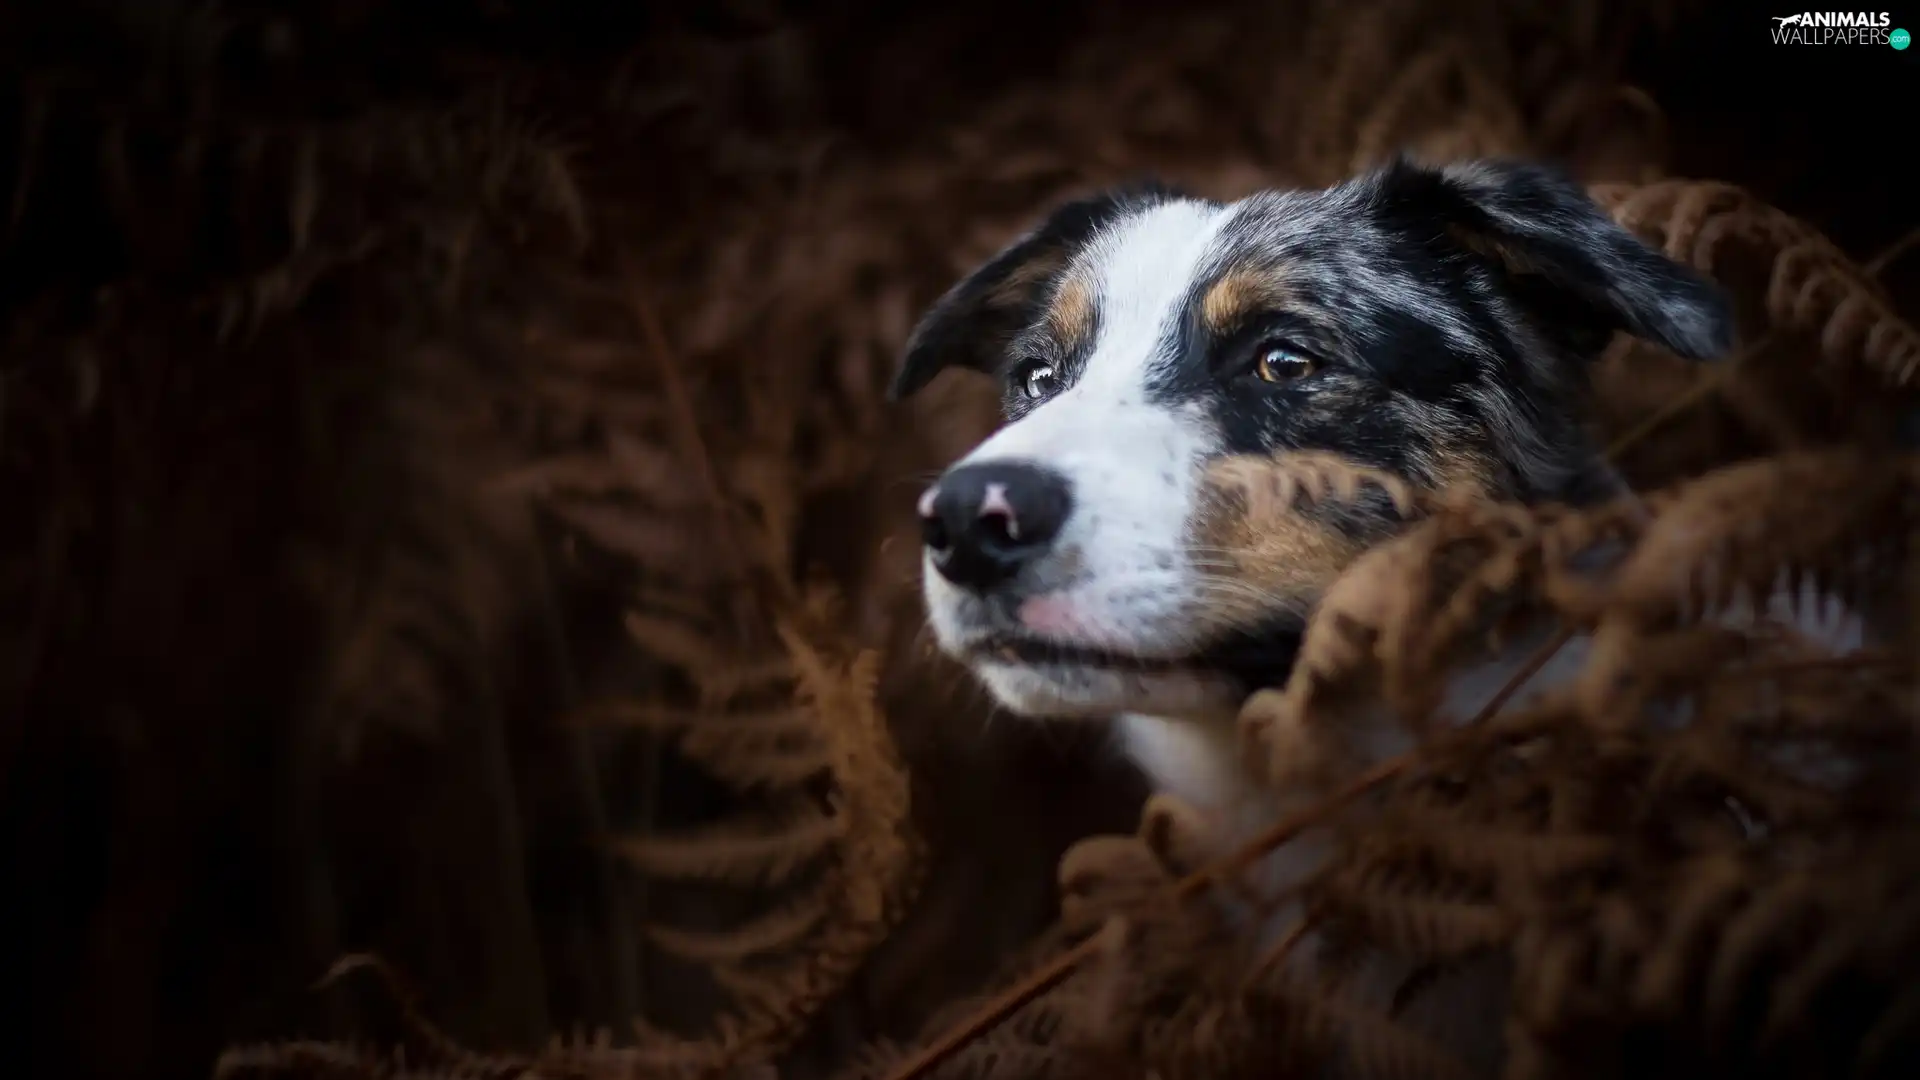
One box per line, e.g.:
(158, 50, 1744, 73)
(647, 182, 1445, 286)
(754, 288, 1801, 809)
(892, 156, 1733, 721)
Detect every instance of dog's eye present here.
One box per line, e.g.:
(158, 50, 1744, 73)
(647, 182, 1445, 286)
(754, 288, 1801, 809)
(1017, 361, 1060, 400)
(1253, 344, 1317, 385)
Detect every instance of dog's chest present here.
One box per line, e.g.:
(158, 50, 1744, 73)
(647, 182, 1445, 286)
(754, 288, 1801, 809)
(1114, 712, 1252, 819)
(1113, 710, 1333, 918)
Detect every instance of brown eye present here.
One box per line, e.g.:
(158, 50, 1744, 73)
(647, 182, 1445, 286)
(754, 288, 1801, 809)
(1254, 344, 1317, 384)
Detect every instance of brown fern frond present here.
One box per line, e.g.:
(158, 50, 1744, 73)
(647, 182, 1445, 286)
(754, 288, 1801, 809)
(1133, 990, 1297, 1080)
(646, 897, 830, 967)
(832, 918, 1139, 1080)
(577, 701, 832, 790)
(1508, 836, 1920, 1080)
(611, 802, 841, 885)
(618, 610, 754, 679)
(1593, 179, 1920, 388)
(1056, 836, 1186, 935)
(1283, 0, 1661, 186)
(601, 613, 918, 1065)
(837, 1022, 1100, 1080)
(214, 1042, 411, 1080)
(213, 959, 790, 1080)
(495, 436, 709, 510)
(1205, 450, 1430, 522)
(1373, 821, 1619, 892)
(543, 496, 736, 577)
(1313, 880, 1512, 965)
(1582, 450, 1915, 634)
(541, 1024, 783, 1080)
(1234, 524, 1445, 788)
(492, 250, 922, 1071)
(1236, 492, 1607, 790)
(1230, 974, 1478, 1080)
(1346, 38, 1531, 171)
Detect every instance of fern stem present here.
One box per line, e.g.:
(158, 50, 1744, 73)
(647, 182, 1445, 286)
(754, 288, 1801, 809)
(1246, 910, 1317, 984)
(1465, 626, 1578, 727)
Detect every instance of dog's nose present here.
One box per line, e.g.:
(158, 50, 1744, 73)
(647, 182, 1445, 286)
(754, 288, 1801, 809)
(917, 461, 1072, 591)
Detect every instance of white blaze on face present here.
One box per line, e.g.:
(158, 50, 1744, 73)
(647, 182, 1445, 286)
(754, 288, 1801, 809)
(922, 197, 1242, 718)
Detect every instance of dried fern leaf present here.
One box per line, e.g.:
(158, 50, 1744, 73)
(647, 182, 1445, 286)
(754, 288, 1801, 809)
(543, 497, 721, 571)
(1313, 871, 1511, 962)
(1598, 450, 1909, 631)
(646, 895, 830, 966)
(495, 440, 707, 509)
(1594, 179, 1920, 387)
(611, 803, 841, 886)
(573, 701, 814, 737)
(622, 610, 766, 674)
(674, 708, 834, 790)
(1205, 450, 1427, 521)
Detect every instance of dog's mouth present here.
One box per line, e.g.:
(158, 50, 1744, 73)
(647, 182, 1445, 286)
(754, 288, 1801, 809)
(966, 617, 1303, 694)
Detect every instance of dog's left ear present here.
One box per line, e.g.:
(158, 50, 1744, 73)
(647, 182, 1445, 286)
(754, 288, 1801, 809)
(889, 182, 1179, 401)
(1366, 156, 1735, 360)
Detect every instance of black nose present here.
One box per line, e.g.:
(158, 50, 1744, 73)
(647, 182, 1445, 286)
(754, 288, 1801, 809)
(918, 461, 1073, 591)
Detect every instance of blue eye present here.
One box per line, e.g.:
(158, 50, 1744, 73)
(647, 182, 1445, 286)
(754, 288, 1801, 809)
(1253, 343, 1317, 384)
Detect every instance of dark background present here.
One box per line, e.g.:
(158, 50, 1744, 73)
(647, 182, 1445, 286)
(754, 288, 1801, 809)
(0, 1, 1914, 1078)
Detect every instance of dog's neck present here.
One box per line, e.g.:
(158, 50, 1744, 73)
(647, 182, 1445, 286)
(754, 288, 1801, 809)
(1115, 615, 1591, 829)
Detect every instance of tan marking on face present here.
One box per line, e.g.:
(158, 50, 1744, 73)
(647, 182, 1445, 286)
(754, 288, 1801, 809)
(1045, 273, 1096, 351)
(1201, 266, 1294, 337)
(1188, 469, 1368, 636)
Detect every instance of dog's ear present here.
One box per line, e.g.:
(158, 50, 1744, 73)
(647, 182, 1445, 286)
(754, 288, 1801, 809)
(889, 182, 1179, 401)
(1365, 155, 1735, 361)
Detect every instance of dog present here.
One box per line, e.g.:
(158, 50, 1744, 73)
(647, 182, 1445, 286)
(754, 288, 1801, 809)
(886, 155, 1902, 1073)
(889, 155, 1734, 816)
